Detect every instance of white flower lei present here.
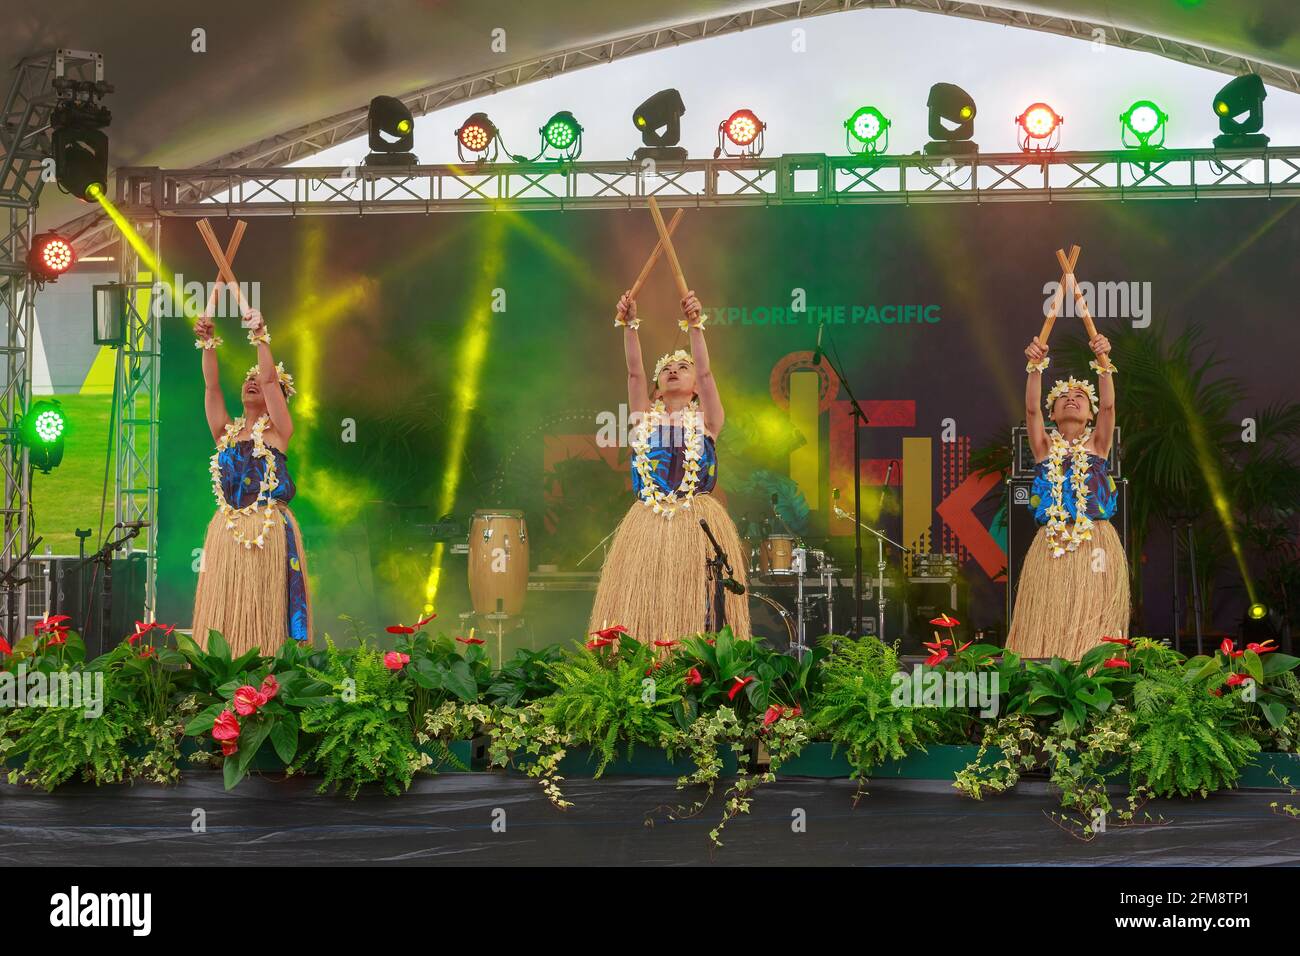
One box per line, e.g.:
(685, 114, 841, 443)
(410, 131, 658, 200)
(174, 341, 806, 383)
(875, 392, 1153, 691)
(1042, 427, 1094, 558)
(210, 414, 281, 549)
(631, 399, 705, 519)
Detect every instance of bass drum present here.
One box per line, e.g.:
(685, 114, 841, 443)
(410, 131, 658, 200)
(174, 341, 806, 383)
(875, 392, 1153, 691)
(748, 591, 796, 652)
(468, 510, 529, 617)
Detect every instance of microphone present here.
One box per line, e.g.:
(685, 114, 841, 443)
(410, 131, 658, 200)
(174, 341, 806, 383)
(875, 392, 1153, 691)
(879, 460, 896, 514)
(812, 318, 825, 366)
(117, 520, 151, 529)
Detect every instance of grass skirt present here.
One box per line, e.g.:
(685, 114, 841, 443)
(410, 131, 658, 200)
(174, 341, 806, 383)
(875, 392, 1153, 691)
(588, 493, 751, 643)
(1005, 519, 1130, 660)
(191, 504, 313, 658)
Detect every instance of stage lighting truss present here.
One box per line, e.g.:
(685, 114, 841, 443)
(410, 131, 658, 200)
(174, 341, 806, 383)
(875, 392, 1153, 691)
(714, 109, 765, 159)
(27, 232, 76, 286)
(456, 112, 500, 162)
(1120, 100, 1168, 150)
(1016, 103, 1062, 153)
(538, 111, 584, 161)
(844, 106, 890, 157)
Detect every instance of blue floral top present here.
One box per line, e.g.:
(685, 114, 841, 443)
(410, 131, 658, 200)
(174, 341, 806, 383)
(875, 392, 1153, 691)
(630, 425, 719, 497)
(1029, 452, 1118, 524)
(214, 438, 310, 642)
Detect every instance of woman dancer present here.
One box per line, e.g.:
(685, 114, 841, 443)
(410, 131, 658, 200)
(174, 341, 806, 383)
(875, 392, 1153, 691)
(191, 308, 312, 656)
(588, 289, 751, 643)
(1006, 333, 1128, 659)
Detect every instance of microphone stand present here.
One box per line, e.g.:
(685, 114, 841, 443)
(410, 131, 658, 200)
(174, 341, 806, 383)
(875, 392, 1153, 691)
(817, 335, 871, 635)
(700, 518, 745, 638)
(833, 505, 911, 642)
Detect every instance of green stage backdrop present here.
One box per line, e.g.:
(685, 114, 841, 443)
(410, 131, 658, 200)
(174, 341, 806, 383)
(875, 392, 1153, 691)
(155, 200, 1300, 647)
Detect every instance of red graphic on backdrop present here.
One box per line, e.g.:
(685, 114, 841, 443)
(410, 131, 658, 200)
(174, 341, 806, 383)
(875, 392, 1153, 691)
(935, 470, 1006, 579)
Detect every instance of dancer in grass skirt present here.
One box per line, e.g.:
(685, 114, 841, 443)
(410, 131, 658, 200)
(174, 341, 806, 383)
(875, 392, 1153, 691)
(1006, 332, 1129, 659)
(191, 308, 312, 657)
(588, 289, 750, 643)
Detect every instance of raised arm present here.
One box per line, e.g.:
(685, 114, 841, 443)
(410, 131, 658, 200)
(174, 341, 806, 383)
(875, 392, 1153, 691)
(1089, 333, 1116, 458)
(618, 291, 650, 415)
(247, 310, 294, 444)
(1024, 336, 1049, 462)
(195, 314, 232, 443)
(682, 291, 724, 437)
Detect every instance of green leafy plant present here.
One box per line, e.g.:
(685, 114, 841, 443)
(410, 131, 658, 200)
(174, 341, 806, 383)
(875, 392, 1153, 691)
(488, 645, 562, 706)
(543, 637, 683, 777)
(292, 639, 428, 797)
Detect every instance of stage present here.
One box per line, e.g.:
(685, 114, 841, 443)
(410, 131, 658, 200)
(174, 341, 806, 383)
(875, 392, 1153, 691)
(3, 772, 1296, 867)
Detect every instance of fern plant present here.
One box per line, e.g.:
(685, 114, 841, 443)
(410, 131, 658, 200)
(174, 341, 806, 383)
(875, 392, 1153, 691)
(1128, 653, 1261, 797)
(293, 639, 428, 797)
(542, 639, 683, 777)
(810, 636, 940, 779)
(3, 695, 142, 791)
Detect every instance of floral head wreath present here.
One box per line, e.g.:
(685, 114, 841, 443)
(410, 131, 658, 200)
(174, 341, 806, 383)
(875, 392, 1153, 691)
(1045, 376, 1098, 417)
(653, 349, 694, 381)
(246, 361, 296, 399)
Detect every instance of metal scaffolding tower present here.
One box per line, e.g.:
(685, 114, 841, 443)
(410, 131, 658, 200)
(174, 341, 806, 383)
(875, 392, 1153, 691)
(0, 49, 102, 637)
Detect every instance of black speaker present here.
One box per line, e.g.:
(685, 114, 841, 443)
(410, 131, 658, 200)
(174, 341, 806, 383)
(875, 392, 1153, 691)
(1006, 477, 1127, 627)
(48, 553, 145, 659)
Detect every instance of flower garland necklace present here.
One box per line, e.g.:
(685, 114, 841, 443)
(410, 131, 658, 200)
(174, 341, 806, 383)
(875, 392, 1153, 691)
(631, 399, 705, 519)
(210, 414, 280, 549)
(1042, 427, 1094, 558)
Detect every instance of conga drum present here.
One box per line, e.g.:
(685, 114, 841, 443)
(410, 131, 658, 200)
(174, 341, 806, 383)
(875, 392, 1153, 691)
(468, 510, 529, 616)
(760, 533, 796, 575)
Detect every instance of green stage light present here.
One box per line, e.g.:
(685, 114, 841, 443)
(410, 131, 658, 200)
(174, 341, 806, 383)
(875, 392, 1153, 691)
(845, 106, 890, 155)
(20, 400, 66, 473)
(1248, 602, 1268, 620)
(1120, 99, 1167, 149)
(1212, 73, 1269, 149)
(535, 111, 582, 159)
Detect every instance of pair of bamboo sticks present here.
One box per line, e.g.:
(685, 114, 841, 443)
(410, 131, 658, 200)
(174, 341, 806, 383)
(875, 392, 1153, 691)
(613, 196, 697, 324)
(1036, 243, 1112, 370)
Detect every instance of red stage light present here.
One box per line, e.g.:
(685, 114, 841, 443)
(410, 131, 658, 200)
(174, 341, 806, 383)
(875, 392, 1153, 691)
(456, 112, 496, 155)
(28, 233, 76, 283)
(1017, 102, 1062, 140)
(723, 109, 763, 147)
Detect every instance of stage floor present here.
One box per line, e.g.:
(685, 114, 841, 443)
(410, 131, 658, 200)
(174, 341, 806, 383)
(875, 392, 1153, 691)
(2, 772, 1298, 866)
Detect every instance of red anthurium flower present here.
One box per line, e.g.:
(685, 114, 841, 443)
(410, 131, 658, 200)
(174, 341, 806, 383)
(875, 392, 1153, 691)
(585, 637, 615, 651)
(212, 710, 240, 743)
(922, 640, 947, 652)
(762, 705, 784, 728)
(924, 648, 949, 666)
(727, 676, 755, 701)
(1102, 658, 1131, 669)
(139, 646, 157, 659)
(956, 641, 972, 653)
(221, 740, 239, 757)
(234, 685, 269, 716)
(154, 623, 176, 639)
(417, 612, 437, 628)
(34, 614, 70, 634)
(706, 638, 716, 646)
(385, 624, 416, 635)
(685, 667, 703, 687)
(1225, 673, 1251, 688)
(644, 663, 663, 676)
(456, 636, 486, 645)
(1247, 641, 1277, 655)
(383, 651, 410, 671)
(0, 635, 10, 656)
(260, 674, 280, 700)
(44, 630, 68, 647)
(790, 706, 802, 718)
(1219, 638, 1244, 658)
(929, 613, 960, 628)
(1101, 636, 1134, 647)
(653, 640, 679, 649)
(589, 624, 630, 641)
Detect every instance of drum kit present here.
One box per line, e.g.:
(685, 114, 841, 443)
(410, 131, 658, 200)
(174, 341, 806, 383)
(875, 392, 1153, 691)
(744, 501, 841, 655)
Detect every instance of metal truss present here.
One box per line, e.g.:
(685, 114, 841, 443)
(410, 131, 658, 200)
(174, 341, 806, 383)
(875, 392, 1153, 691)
(108, 147, 1300, 219)
(0, 50, 102, 635)
(62, 0, 1300, 254)
(114, 218, 160, 620)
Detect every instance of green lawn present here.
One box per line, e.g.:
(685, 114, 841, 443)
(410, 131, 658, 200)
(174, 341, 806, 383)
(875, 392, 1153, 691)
(31, 394, 115, 556)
